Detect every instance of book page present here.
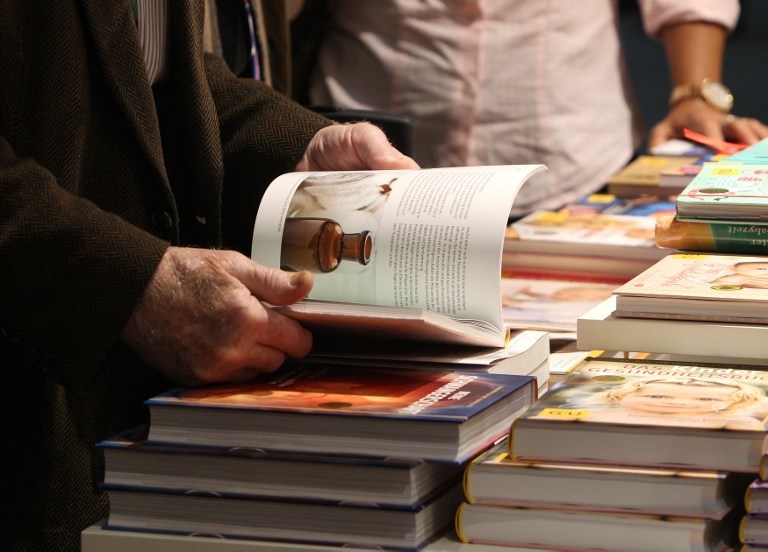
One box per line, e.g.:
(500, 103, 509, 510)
(251, 165, 545, 332)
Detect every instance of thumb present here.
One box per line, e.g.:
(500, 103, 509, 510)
(352, 123, 420, 170)
(235, 260, 315, 306)
(647, 121, 674, 149)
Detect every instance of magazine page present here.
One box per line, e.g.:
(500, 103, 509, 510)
(251, 165, 546, 332)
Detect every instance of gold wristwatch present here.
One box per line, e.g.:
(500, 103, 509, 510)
(669, 79, 733, 113)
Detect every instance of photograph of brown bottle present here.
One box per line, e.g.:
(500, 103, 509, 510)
(281, 217, 373, 273)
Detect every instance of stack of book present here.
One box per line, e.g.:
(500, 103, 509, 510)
(577, 252, 768, 365)
(455, 358, 765, 550)
(500, 276, 617, 335)
(742, 477, 768, 548)
(605, 153, 705, 198)
(654, 138, 768, 255)
(503, 209, 669, 282)
(605, 131, 747, 199)
(97, 362, 540, 550)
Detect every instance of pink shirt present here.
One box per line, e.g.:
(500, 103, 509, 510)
(308, 0, 739, 213)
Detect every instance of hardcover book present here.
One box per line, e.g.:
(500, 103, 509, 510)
(80, 524, 509, 552)
(612, 253, 768, 324)
(99, 426, 464, 508)
(577, 296, 768, 364)
(250, 165, 546, 347)
(655, 215, 768, 255)
(509, 359, 768, 472)
(741, 513, 768, 548)
(746, 480, 768, 515)
(104, 482, 464, 551)
(455, 502, 740, 551)
(463, 440, 752, 518)
(145, 364, 537, 463)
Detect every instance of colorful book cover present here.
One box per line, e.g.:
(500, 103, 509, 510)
(521, 360, 768, 432)
(148, 365, 531, 418)
(507, 210, 661, 257)
(614, 252, 768, 304)
(722, 136, 768, 164)
(501, 277, 616, 332)
(146, 364, 537, 462)
(676, 162, 768, 220)
(510, 359, 768, 472)
(655, 215, 768, 255)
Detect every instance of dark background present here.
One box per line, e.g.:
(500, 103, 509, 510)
(619, 0, 768, 150)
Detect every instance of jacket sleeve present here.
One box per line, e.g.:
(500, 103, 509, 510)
(0, 137, 169, 388)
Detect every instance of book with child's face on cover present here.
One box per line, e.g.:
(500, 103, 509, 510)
(612, 252, 768, 323)
(510, 359, 768, 472)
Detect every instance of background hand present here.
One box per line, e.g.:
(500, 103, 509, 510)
(295, 122, 419, 171)
(648, 100, 768, 148)
(121, 247, 314, 385)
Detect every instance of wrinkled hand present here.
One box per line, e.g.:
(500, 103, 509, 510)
(295, 122, 419, 171)
(648, 99, 768, 149)
(121, 247, 314, 385)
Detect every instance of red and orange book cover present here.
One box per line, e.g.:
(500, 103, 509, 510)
(147, 364, 535, 420)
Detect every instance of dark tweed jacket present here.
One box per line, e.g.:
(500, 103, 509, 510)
(0, 1, 329, 549)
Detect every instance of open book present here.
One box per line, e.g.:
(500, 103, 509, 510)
(251, 165, 546, 347)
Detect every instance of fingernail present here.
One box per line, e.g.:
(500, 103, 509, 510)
(289, 270, 310, 287)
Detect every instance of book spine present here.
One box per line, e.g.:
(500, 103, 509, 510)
(655, 215, 768, 254)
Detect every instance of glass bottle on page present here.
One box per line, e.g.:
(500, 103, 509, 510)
(281, 217, 372, 273)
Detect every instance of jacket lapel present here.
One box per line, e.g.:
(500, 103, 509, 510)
(78, 0, 167, 182)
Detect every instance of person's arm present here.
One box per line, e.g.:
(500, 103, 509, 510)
(648, 22, 768, 147)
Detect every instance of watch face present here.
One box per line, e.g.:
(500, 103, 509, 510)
(702, 81, 733, 111)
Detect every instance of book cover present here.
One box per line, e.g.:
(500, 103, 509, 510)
(505, 210, 667, 261)
(676, 163, 768, 221)
(612, 253, 768, 323)
(250, 165, 546, 347)
(655, 215, 768, 255)
(146, 364, 537, 463)
(456, 502, 740, 551)
(510, 359, 768, 472)
(99, 426, 464, 507)
(500, 277, 617, 332)
(723, 137, 768, 165)
(463, 440, 752, 518)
